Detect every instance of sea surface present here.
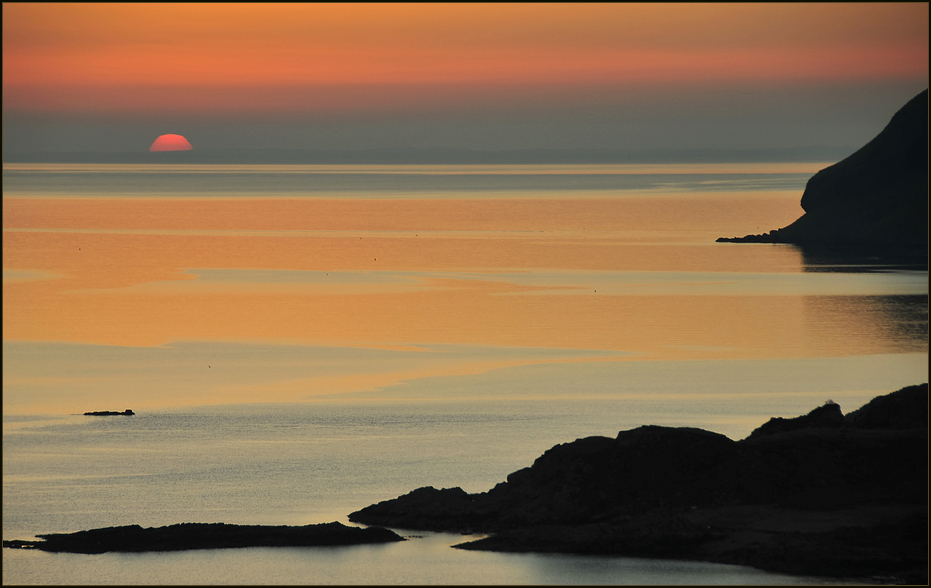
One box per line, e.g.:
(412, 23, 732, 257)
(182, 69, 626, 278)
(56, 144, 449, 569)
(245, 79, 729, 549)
(3, 162, 927, 585)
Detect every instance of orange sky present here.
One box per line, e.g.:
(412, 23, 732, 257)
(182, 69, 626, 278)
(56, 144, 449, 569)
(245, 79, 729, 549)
(3, 3, 928, 115)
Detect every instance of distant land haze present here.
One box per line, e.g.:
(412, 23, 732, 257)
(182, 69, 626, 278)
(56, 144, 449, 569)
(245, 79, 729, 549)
(1, 146, 860, 165)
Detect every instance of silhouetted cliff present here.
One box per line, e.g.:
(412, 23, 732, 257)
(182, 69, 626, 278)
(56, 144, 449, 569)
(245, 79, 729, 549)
(350, 384, 929, 582)
(719, 89, 928, 253)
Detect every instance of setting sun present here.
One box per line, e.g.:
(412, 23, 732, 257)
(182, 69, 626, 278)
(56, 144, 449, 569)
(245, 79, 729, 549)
(149, 134, 193, 152)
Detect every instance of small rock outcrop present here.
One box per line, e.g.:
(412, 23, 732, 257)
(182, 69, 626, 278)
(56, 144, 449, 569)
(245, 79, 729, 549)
(350, 486, 481, 532)
(350, 384, 929, 582)
(84, 409, 134, 416)
(746, 400, 845, 439)
(718, 89, 928, 254)
(2, 521, 403, 554)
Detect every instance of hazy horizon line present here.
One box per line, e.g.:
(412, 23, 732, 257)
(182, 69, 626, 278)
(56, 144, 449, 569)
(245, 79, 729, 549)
(2, 145, 856, 165)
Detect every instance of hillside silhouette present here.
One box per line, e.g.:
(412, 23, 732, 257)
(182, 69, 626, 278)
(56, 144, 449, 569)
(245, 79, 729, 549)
(719, 89, 928, 255)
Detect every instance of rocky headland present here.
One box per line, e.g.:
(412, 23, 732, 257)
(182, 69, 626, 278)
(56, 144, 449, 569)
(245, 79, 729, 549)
(2, 521, 403, 554)
(717, 89, 928, 260)
(349, 384, 928, 583)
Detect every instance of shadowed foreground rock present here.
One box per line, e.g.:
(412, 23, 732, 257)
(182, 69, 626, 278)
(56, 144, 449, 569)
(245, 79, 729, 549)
(2, 522, 403, 554)
(350, 384, 928, 583)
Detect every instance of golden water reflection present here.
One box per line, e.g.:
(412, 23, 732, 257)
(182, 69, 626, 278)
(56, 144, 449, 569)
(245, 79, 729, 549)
(3, 194, 927, 409)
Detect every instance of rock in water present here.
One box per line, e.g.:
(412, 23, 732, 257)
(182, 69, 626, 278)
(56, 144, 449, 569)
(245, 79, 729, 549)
(2, 522, 404, 553)
(718, 89, 928, 253)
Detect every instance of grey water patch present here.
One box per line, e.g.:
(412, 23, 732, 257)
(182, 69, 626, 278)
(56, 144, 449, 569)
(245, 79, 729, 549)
(2, 269, 63, 283)
(186, 268, 422, 286)
(177, 267, 929, 297)
(1, 166, 815, 196)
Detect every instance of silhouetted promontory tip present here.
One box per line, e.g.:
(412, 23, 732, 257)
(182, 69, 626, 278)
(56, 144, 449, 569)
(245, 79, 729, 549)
(718, 89, 928, 256)
(2, 522, 403, 553)
(349, 384, 929, 583)
(84, 409, 134, 416)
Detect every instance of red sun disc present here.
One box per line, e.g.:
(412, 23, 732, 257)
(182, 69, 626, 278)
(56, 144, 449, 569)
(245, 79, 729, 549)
(149, 134, 193, 152)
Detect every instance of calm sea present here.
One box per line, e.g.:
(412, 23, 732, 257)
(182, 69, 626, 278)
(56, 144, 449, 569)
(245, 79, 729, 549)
(3, 162, 927, 584)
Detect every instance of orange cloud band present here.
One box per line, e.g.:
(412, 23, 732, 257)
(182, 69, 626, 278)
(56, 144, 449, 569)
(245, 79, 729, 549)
(3, 3, 927, 115)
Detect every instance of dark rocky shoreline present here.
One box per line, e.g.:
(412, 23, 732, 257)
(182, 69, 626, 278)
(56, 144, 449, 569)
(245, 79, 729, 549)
(349, 384, 928, 583)
(2, 522, 403, 553)
(6, 386, 926, 582)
